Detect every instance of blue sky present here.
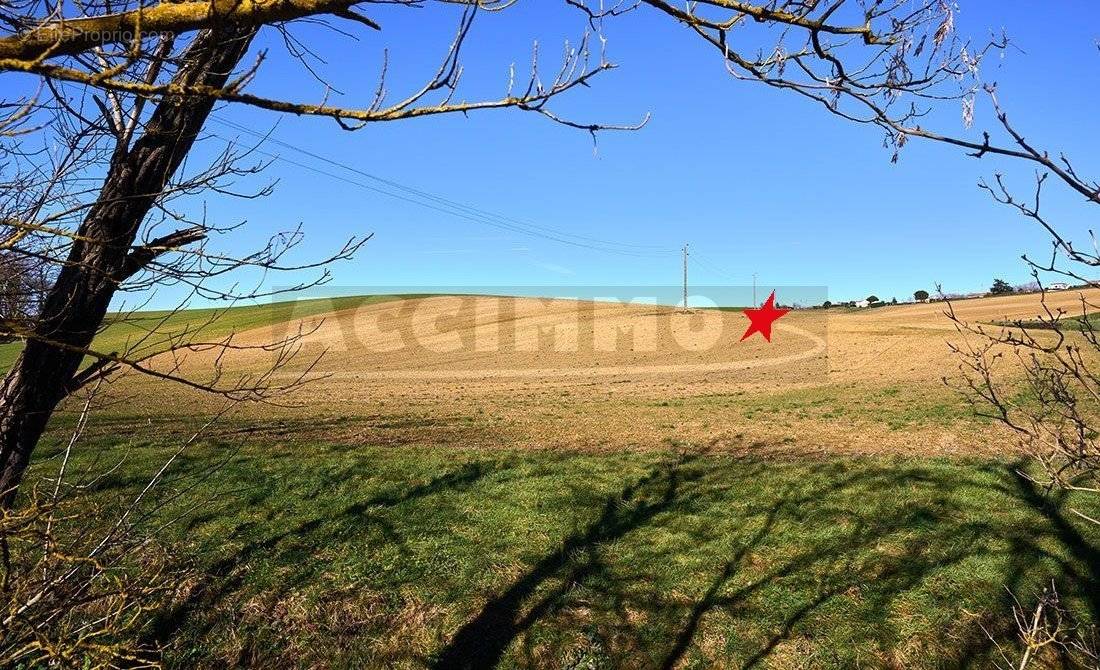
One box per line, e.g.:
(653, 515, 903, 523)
(163, 2, 1099, 308)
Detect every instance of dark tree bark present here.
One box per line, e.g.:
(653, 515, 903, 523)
(0, 26, 256, 506)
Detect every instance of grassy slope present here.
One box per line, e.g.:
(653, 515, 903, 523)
(13, 294, 1096, 666)
(671, 383, 979, 431)
(0, 294, 415, 372)
(32, 434, 1099, 669)
(994, 314, 1100, 331)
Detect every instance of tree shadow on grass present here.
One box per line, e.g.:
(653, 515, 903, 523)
(430, 458, 1100, 670)
(653, 469, 980, 669)
(146, 459, 504, 652)
(433, 454, 703, 670)
(133, 449, 1100, 669)
(1009, 470, 1100, 622)
(669, 462, 1098, 669)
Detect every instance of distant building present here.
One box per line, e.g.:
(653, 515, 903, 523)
(854, 299, 871, 308)
(1049, 282, 1070, 291)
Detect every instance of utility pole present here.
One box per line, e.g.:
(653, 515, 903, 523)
(752, 272, 758, 306)
(682, 244, 689, 311)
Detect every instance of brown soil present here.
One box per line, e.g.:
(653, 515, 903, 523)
(123, 289, 1100, 458)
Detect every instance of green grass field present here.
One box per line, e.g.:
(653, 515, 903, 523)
(11, 294, 1100, 667)
(994, 314, 1100, 331)
(0, 294, 410, 372)
(27, 427, 1099, 669)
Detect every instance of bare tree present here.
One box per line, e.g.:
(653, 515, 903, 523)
(0, 251, 46, 343)
(0, 0, 1090, 549)
(0, 4, 1031, 660)
(913, 60, 1100, 530)
(0, 0, 1021, 507)
(635, 2, 1100, 661)
(0, 0, 656, 507)
(976, 583, 1099, 670)
(629, 1, 1100, 507)
(639, 1, 1000, 157)
(1, 473, 181, 667)
(0, 380, 242, 667)
(0, 0, 1095, 663)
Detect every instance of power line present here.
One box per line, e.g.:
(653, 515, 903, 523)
(217, 140, 667, 258)
(691, 252, 741, 283)
(208, 131, 666, 258)
(208, 115, 674, 258)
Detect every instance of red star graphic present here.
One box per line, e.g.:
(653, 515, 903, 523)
(740, 291, 790, 342)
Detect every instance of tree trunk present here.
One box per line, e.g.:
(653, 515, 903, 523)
(0, 26, 256, 507)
